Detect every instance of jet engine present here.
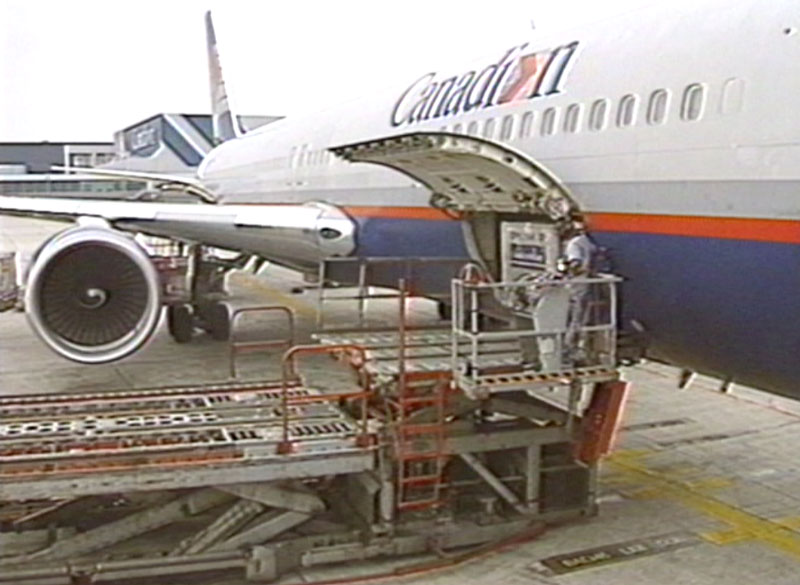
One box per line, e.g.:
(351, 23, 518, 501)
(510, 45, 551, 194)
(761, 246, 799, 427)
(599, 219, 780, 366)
(25, 225, 162, 364)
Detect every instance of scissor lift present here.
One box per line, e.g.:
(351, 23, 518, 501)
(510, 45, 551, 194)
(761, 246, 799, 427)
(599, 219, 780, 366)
(0, 270, 628, 583)
(0, 132, 631, 583)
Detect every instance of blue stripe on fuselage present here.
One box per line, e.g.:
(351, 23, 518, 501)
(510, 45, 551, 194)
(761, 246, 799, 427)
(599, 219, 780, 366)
(352, 216, 800, 398)
(348, 216, 469, 295)
(594, 231, 800, 398)
(355, 216, 468, 257)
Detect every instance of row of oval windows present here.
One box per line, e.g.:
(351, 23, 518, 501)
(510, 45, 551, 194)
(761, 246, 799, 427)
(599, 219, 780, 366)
(449, 83, 708, 140)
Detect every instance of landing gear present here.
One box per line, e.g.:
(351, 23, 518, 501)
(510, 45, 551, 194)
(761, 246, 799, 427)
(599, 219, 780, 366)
(196, 301, 230, 341)
(167, 304, 193, 343)
(163, 246, 241, 345)
(167, 302, 230, 343)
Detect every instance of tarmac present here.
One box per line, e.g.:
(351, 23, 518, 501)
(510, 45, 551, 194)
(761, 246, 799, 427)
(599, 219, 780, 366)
(3, 214, 800, 584)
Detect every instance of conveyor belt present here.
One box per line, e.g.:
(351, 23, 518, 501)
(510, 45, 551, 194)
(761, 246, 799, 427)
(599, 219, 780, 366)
(313, 329, 524, 376)
(313, 330, 619, 394)
(314, 330, 454, 348)
(0, 380, 375, 500)
(456, 367, 619, 398)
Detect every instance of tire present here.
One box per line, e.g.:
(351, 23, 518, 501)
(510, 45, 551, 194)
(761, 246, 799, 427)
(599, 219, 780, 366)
(437, 301, 452, 321)
(206, 301, 230, 341)
(167, 304, 193, 343)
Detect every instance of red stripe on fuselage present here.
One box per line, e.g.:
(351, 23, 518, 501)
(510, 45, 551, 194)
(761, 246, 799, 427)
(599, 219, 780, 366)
(586, 213, 800, 245)
(343, 206, 800, 245)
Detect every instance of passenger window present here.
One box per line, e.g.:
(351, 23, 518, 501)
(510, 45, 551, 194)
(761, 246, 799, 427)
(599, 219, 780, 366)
(681, 84, 706, 121)
(616, 94, 638, 127)
(453, 123, 463, 134)
(588, 99, 608, 131)
(482, 118, 496, 139)
(467, 121, 479, 136)
(563, 104, 582, 133)
(721, 78, 745, 115)
(541, 108, 557, 136)
(647, 89, 669, 125)
(500, 115, 514, 140)
(520, 112, 534, 138)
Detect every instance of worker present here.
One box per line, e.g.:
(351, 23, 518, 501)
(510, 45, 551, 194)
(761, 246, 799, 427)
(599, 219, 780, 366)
(562, 220, 597, 276)
(560, 220, 598, 364)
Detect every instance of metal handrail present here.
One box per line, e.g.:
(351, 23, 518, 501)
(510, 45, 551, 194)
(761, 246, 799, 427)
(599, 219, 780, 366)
(316, 256, 471, 330)
(277, 343, 372, 454)
(451, 273, 622, 389)
(228, 305, 296, 378)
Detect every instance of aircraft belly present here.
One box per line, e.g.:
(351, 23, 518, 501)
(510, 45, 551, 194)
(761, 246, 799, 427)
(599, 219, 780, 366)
(352, 216, 467, 258)
(594, 231, 800, 398)
(333, 215, 470, 295)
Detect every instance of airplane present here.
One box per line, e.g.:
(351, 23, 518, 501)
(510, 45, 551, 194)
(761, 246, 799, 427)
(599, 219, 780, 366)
(1, 0, 799, 403)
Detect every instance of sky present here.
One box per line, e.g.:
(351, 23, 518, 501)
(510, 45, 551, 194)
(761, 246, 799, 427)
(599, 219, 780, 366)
(0, 0, 648, 142)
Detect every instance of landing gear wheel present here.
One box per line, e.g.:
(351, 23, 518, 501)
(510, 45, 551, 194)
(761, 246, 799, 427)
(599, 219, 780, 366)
(207, 301, 230, 341)
(167, 304, 193, 343)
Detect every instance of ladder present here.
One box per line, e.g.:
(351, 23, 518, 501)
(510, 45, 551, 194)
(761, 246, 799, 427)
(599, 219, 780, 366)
(394, 371, 450, 512)
(391, 279, 451, 512)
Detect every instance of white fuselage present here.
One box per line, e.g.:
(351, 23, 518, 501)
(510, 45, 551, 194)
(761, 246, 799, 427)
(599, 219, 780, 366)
(198, 0, 800, 222)
(194, 0, 800, 399)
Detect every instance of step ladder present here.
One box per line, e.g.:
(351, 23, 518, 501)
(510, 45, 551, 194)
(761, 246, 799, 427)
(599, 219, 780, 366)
(394, 371, 451, 512)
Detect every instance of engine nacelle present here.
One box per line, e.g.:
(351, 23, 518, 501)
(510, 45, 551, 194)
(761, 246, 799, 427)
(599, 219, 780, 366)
(25, 226, 162, 364)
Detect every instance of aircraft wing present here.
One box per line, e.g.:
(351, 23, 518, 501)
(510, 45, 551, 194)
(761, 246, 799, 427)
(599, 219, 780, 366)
(0, 194, 357, 267)
(0, 195, 202, 223)
(0, 193, 356, 365)
(0, 195, 350, 240)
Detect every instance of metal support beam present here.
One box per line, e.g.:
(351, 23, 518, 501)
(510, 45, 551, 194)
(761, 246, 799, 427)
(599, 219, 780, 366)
(447, 424, 569, 454)
(486, 392, 569, 424)
(171, 499, 266, 556)
(212, 510, 311, 552)
(0, 528, 75, 557)
(1, 451, 374, 501)
(3, 490, 230, 564)
(219, 482, 324, 514)
(525, 445, 541, 512)
(566, 380, 585, 437)
(459, 453, 528, 515)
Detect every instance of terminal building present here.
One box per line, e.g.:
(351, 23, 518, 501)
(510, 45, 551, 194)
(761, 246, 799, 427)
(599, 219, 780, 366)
(0, 141, 115, 175)
(107, 113, 280, 175)
(0, 113, 280, 197)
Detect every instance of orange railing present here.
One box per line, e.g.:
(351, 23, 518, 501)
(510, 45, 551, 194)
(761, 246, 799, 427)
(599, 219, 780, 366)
(277, 343, 372, 454)
(228, 305, 296, 378)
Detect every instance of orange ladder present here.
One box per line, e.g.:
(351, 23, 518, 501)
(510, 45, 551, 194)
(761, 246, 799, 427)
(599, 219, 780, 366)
(394, 371, 451, 512)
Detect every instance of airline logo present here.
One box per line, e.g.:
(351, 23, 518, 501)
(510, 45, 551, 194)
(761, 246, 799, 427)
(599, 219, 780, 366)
(391, 41, 579, 127)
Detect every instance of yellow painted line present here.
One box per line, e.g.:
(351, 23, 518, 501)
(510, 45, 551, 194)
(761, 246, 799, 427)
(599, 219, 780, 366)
(230, 273, 317, 318)
(702, 528, 753, 545)
(607, 450, 800, 561)
(684, 477, 735, 491)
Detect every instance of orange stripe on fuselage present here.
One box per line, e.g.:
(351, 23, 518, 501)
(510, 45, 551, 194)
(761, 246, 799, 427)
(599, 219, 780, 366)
(343, 206, 800, 245)
(344, 206, 458, 221)
(586, 213, 800, 245)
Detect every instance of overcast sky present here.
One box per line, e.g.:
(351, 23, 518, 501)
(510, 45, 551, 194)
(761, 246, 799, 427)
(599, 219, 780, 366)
(0, 0, 647, 142)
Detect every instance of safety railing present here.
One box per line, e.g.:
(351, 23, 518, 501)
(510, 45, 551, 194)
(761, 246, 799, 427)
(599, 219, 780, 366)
(315, 256, 470, 330)
(277, 344, 372, 454)
(229, 305, 296, 378)
(451, 271, 621, 395)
